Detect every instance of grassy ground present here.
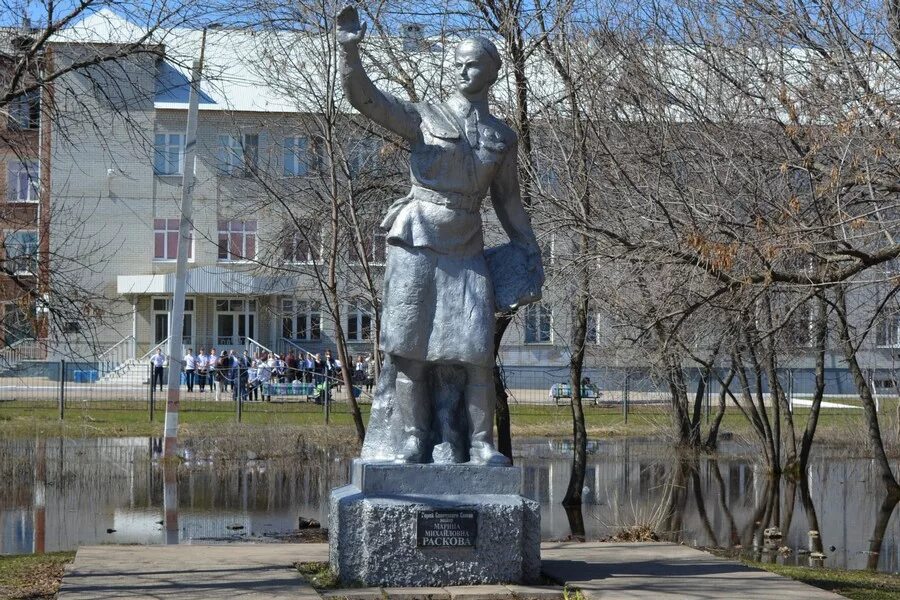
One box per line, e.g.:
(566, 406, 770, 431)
(0, 399, 895, 452)
(0, 552, 74, 600)
(747, 562, 900, 600)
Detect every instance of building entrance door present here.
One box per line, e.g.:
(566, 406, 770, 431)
(152, 297, 194, 346)
(215, 298, 256, 349)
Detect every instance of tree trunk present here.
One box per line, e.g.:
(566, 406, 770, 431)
(564, 505, 586, 541)
(689, 373, 706, 448)
(732, 348, 777, 471)
(705, 367, 734, 450)
(799, 293, 828, 473)
(493, 313, 514, 462)
(743, 327, 780, 474)
(663, 353, 691, 446)
(322, 118, 365, 444)
(834, 285, 900, 495)
(563, 250, 589, 507)
(334, 325, 365, 441)
(690, 346, 720, 448)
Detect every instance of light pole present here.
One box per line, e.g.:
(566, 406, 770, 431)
(163, 26, 216, 458)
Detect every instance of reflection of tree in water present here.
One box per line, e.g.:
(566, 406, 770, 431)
(866, 491, 900, 571)
(626, 456, 809, 565)
(657, 458, 690, 540)
(799, 479, 824, 568)
(710, 459, 739, 547)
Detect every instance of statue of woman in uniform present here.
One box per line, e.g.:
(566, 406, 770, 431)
(336, 5, 543, 465)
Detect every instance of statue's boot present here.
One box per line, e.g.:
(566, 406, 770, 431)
(394, 374, 430, 463)
(466, 382, 511, 466)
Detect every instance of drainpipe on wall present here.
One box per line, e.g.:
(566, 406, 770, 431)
(132, 297, 137, 357)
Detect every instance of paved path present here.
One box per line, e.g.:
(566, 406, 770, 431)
(57, 544, 323, 599)
(57, 542, 845, 600)
(541, 542, 844, 599)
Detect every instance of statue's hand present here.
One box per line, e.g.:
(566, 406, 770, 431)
(336, 4, 367, 46)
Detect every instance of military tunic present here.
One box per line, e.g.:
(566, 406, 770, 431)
(379, 101, 518, 368)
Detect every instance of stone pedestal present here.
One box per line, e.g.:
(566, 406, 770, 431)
(329, 460, 541, 587)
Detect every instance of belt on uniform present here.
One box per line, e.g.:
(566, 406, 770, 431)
(410, 185, 482, 212)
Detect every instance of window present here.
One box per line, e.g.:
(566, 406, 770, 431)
(524, 302, 552, 344)
(536, 162, 560, 189)
(350, 229, 387, 264)
(8, 90, 39, 129)
(347, 137, 380, 177)
(284, 226, 321, 263)
(877, 314, 900, 348)
(540, 234, 555, 265)
(7, 160, 39, 202)
(283, 136, 309, 176)
(154, 218, 193, 261)
(586, 310, 600, 344)
(153, 297, 195, 312)
(3, 302, 34, 345)
(62, 321, 81, 334)
(346, 301, 373, 341)
(219, 134, 259, 176)
(281, 299, 321, 341)
(4, 231, 38, 275)
(215, 298, 255, 312)
(218, 220, 257, 261)
(783, 301, 814, 348)
(154, 133, 184, 175)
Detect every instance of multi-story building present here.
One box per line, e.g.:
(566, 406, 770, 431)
(0, 22, 51, 353)
(43, 10, 570, 380)
(41, 9, 900, 397)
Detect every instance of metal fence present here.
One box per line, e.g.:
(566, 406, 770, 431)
(0, 359, 374, 423)
(498, 364, 896, 414)
(0, 359, 893, 424)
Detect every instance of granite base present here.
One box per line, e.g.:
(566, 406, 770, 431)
(329, 461, 541, 587)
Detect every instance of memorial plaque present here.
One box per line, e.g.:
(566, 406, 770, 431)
(417, 509, 477, 547)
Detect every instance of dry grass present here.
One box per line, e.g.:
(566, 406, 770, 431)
(605, 525, 661, 542)
(0, 552, 74, 600)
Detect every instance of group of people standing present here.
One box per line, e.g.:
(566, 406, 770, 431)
(149, 346, 378, 399)
(153, 347, 281, 401)
(291, 350, 376, 392)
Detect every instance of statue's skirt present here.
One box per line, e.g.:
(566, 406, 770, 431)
(379, 243, 495, 369)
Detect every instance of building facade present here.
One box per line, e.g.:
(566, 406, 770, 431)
(41, 11, 900, 396)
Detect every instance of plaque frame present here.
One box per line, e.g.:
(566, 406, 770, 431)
(416, 508, 478, 548)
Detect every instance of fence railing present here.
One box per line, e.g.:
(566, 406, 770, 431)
(0, 338, 48, 369)
(96, 335, 136, 379)
(0, 358, 374, 423)
(278, 337, 309, 358)
(139, 338, 170, 364)
(0, 359, 888, 426)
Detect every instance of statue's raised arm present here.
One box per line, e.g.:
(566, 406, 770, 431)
(336, 5, 421, 141)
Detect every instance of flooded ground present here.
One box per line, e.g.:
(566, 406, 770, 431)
(1, 436, 898, 573)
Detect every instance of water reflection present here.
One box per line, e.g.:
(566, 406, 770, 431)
(1, 437, 898, 573)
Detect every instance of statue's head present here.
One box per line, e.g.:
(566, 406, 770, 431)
(454, 36, 502, 97)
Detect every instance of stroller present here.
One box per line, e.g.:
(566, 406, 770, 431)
(313, 381, 332, 404)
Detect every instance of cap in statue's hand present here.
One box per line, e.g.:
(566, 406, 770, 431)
(336, 4, 367, 45)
